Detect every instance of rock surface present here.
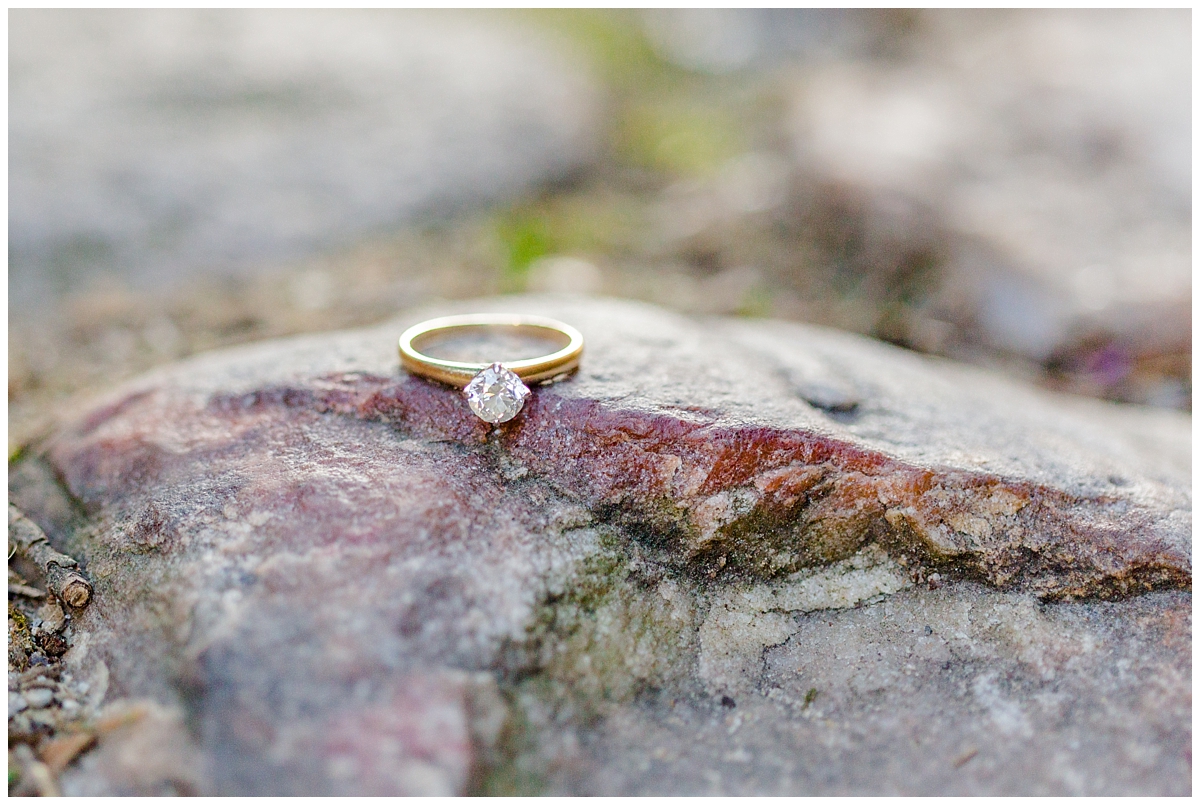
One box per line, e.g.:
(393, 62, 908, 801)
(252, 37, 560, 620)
(9, 295, 1190, 794)
(9, 10, 599, 309)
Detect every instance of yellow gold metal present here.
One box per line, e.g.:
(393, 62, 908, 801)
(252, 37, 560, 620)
(398, 314, 584, 387)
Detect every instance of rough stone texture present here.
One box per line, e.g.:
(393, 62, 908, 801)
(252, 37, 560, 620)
(9, 10, 599, 309)
(789, 9, 1190, 369)
(581, 584, 1191, 796)
(9, 295, 1190, 794)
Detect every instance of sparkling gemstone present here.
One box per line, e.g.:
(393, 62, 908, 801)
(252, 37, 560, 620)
(463, 362, 531, 424)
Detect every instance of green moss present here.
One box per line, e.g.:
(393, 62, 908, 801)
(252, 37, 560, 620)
(492, 191, 652, 292)
(701, 490, 882, 580)
(618, 102, 744, 178)
(511, 9, 673, 92)
(506, 9, 743, 181)
(9, 604, 32, 640)
(542, 548, 694, 698)
(472, 694, 547, 796)
(474, 759, 544, 796)
(475, 528, 700, 793)
(496, 209, 555, 288)
(735, 285, 774, 319)
(9, 602, 35, 669)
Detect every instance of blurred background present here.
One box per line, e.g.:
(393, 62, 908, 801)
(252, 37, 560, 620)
(9, 9, 1191, 450)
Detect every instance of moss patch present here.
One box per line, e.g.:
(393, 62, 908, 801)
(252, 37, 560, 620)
(477, 527, 703, 793)
(8, 603, 36, 671)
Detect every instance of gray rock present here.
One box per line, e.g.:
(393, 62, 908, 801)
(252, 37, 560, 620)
(10, 295, 1190, 794)
(24, 688, 55, 709)
(9, 10, 600, 310)
(788, 10, 1190, 367)
(641, 9, 882, 74)
(25, 708, 58, 728)
(579, 585, 1190, 796)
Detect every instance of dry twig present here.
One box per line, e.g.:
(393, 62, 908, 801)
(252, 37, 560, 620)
(40, 732, 98, 775)
(8, 582, 47, 600)
(8, 505, 92, 609)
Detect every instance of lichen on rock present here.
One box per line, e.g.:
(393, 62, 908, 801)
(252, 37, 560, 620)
(699, 546, 910, 694)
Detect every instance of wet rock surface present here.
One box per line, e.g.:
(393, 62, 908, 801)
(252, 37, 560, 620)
(9, 10, 599, 309)
(9, 295, 1190, 794)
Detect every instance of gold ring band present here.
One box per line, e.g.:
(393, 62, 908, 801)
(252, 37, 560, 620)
(398, 314, 584, 388)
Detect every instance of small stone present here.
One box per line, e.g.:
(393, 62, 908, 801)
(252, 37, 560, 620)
(10, 692, 29, 713)
(24, 688, 54, 709)
(36, 601, 66, 634)
(10, 714, 33, 737)
(26, 708, 57, 727)
(463, 363, 531, 424)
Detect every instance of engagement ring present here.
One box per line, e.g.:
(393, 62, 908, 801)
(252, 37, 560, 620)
(398, 314, 584, 424)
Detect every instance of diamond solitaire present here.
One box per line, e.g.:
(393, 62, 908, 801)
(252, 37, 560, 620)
(398, 314, 584, 425)
(464, 363, 531, 423)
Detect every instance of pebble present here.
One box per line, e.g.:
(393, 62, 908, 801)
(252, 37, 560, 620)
(17, 666, 58, 684)
(36, 601, 66, 634)
(9, 692, 29, 713)
(26, 708, 57, 727)
(24, 688, 54, 708)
